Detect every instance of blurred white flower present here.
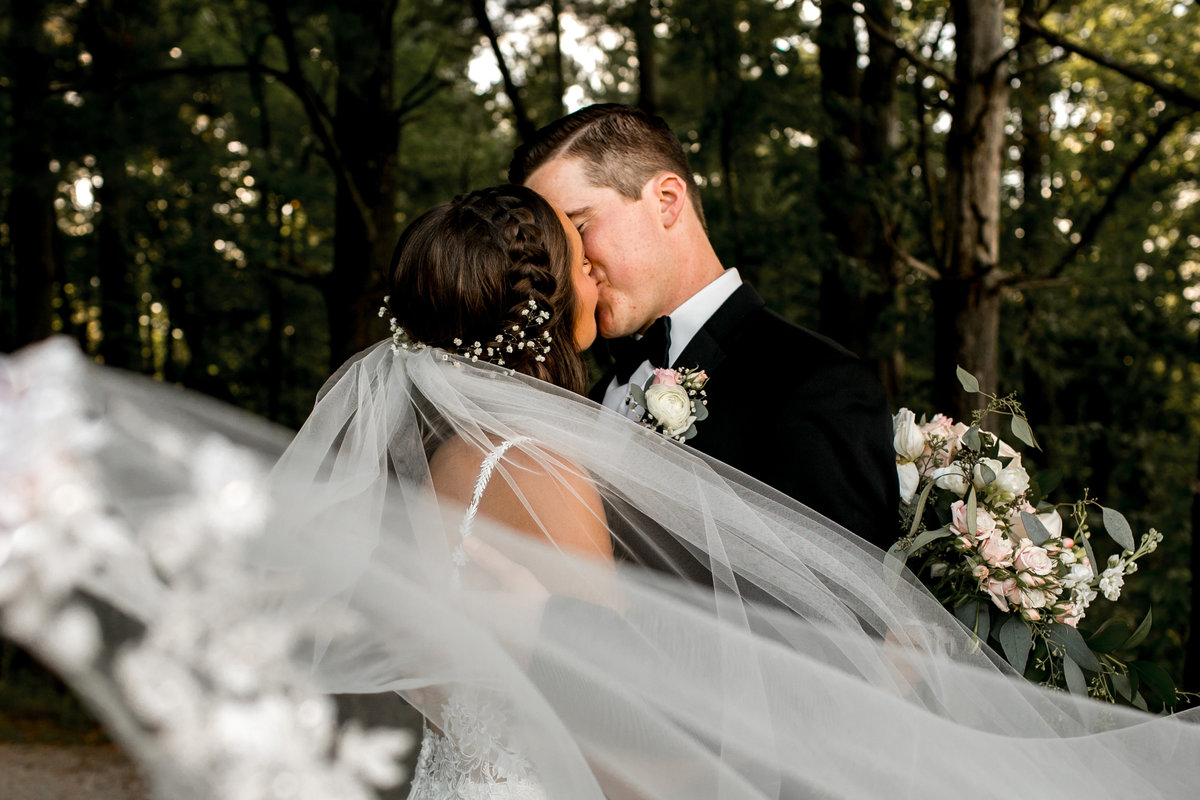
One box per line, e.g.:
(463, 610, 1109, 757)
(43, 604, 101, 671)
(338, 721, 415, 788)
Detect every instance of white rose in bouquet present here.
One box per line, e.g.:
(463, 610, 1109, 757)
(972, 458, 1003, 490)
(644, 384, 695, 437)
(992, 456, 1030, 501)
(892, 408, 925, 462)
(896, 462, 919, 505)
(932, 465, 969, 497)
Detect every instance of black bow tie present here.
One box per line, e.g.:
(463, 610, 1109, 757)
(610, 316, 672, 384)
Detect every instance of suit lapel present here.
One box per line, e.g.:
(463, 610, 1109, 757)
(672, 282, 765, 375)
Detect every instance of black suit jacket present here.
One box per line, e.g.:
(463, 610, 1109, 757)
(591, 283, 899, 555)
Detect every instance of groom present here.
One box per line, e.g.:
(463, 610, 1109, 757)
(511, 104, 898, 553)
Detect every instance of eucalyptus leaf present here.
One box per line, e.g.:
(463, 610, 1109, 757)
(956, 366, 980, 394)
(629, 384, 646, 406)
(1111, 672, 1133, 701)
(1101, 506, 1136, 552)
(975, 606, 991, 644)
(955, 601, 981, 636)
(908, 526, 952, 553)
(966, 489, 978, 536)
(1020, 512, 1052, 546)
(976, 463, 996, 487)
(1132, 691, 1149, 711)
(1049, 623, 1102, 672)
(1062, 654, 1088, 696)
(907, 480, 937, 538)
(1010, 415, 1038, 449)
(884, 544, 909, 575)
(1079, 532, 1098, 577)
(692, 400, 709, 421)
(1124, 608, 1153, 650)
(998, 615, 1033, 675)
(962, 426, 982, 452)
(1131, 661, 1176, 707)
(1085, 619, 1130, 654)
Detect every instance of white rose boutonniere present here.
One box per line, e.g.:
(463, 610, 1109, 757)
(629, 367, 710, 441)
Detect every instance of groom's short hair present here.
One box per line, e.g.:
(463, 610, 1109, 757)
(510, 104, 706, 228)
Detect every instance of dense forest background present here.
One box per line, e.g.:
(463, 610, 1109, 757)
(2, 0, 1199, 721)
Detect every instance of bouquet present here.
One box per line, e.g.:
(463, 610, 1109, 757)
(890, 368, 1173, 709)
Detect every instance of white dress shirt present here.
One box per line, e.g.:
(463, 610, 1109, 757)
(601, 268, 743, 418)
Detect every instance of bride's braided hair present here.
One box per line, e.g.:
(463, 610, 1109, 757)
(386, 185, 590, 395)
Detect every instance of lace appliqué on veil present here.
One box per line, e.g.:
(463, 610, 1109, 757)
(406, 689, 544, 800)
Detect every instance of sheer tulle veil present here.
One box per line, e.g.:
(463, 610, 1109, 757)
(3, 337, 1199, 799)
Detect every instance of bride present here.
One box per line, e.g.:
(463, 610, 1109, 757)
(4, 184, 1200, 799)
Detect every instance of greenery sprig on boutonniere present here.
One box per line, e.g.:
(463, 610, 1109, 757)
(629, 367, 710, 441)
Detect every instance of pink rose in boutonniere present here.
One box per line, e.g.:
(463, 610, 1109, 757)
(628, 366, 710, 442)
(651, 368, 679, 386)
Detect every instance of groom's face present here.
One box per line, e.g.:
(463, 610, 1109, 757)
(526, 157, 669, 339)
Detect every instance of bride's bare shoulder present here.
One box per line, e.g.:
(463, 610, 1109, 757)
(428, 434, 611, 561)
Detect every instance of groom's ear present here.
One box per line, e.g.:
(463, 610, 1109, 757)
(647, 172, 688, 229)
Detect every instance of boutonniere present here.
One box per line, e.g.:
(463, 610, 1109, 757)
(629, 367, 710, 441)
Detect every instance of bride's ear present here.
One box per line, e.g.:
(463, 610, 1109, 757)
(647, 172, 688, 229)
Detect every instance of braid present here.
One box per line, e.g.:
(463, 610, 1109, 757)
(387, 185, 590, 395)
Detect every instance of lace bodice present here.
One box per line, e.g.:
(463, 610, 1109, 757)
(406, 688, 545, 800)
(408, 439, 544, 800)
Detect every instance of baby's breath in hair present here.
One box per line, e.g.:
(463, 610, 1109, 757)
(380, 297, 553, 366)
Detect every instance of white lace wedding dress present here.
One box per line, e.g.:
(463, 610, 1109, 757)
(406, 439, 546, 800)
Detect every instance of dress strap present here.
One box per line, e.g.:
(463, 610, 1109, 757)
(451, 437, 530, 571)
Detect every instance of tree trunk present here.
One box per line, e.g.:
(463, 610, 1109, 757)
(7, 0, 59, 351)
(326, 0, 401, 369)
(632, 0, 660, 115)
(699, 0, 743, 267)
(935, 0, 1009, 418)
(550, 0, 566, 119)
(817, 0, 900, 381)
(1186, 329, 1200, 695)
(82, 0, 143, 370)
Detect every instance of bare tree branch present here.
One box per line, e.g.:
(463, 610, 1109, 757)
(470, 0, 536, 142)
(396, 49, 450, 119)
(263, 0, 377, 241)
(1041, 114, 1187, 280)
(900, 249, 942, 279)
(829, 0, 955, 86)
(910, 77, 943, 265)
(1020, 14, 1200, 112)
(1005, 276, 1074, 292)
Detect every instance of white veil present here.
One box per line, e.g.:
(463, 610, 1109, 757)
(3, 337, 1199, 799)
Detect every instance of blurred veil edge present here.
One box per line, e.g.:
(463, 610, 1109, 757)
(3, 336, 1200, 800)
